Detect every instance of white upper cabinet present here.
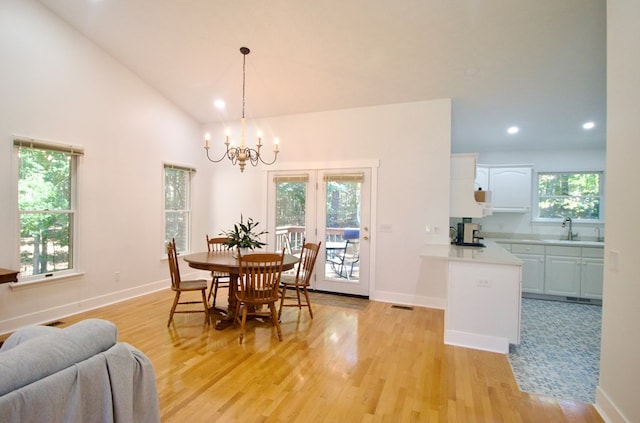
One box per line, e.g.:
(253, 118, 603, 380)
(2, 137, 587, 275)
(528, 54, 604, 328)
(450, 153, 485, 218)
(474, 166, 489, 191)
(475, 165, 532, 212)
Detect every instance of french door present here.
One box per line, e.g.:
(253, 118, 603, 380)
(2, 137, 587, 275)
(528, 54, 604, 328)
(267, 168, 371, 297)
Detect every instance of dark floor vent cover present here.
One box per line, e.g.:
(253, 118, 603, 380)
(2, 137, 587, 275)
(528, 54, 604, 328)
(45, 320, 64, 327)
(391, 304, 413, 311)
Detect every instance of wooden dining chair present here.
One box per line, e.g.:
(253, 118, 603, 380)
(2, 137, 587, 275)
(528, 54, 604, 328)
(234, 249, 285, 344)
(278, 240, 322, 319)
(206, 235, 232, 307)
(166, 238, 209, 327)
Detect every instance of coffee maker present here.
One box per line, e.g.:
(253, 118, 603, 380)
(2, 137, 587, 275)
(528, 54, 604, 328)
(453, 218, 485, 247)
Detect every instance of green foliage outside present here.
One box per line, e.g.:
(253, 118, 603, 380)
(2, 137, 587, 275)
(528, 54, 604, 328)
(275, 180, 361, 229)
(326, 181, 360, 228)
(538, 172, 601, 219)
(18, 148, 73, 275)
(164, 168, 190, 252)
(275, 182, 306, 228)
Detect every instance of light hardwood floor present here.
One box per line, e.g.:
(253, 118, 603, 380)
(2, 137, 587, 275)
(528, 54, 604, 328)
(8, 289, 603, 422)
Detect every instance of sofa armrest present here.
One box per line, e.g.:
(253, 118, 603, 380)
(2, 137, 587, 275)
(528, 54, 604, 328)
(0, 319, 118, 396)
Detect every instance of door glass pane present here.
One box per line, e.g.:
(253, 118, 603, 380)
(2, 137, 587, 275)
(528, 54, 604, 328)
(325, 178, 361, 281)
(275, 181, 307, 255)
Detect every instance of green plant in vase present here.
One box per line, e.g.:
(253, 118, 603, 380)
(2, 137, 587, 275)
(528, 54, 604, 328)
(220, 215, 267, 255)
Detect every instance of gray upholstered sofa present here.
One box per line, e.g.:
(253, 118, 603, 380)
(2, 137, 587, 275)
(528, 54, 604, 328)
(0, 318, 160, 423)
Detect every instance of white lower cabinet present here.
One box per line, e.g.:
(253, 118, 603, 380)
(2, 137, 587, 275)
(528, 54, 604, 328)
(545, 255, 581, 296)
(518, 254, 546, 294)
(499, 242, 604, 300)
(511, 244, 545, 294)
(581, 249, 605, 299)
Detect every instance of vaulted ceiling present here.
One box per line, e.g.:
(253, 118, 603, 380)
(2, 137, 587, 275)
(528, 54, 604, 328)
(37, 0, 606, 153)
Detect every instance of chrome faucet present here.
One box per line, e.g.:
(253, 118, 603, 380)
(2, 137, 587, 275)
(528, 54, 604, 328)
(594, 226, 603, 242)
(561, 216, 578, 240)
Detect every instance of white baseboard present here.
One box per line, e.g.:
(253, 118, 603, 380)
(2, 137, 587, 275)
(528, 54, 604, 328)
(444, 329, 509, 354)
(371, 289, 446, 310)
(595, 385, 629, 423)
(0, 280, 167, 336)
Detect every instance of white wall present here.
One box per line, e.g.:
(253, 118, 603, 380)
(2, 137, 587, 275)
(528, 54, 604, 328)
(459, 149, 606, 240)
(0, 0, 454, 331)
(596, 1, 640, 421)
(0, 0, 211, 333)
(204, 99, 452, 307)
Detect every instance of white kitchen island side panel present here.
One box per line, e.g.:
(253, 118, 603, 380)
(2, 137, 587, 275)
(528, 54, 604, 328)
(446, 260, 522, 354)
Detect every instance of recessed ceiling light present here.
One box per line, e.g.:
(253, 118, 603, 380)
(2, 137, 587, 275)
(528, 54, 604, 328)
(507, 126, 519, 135)
(214, 99, 225, 109)
(582, 121, 595, 130)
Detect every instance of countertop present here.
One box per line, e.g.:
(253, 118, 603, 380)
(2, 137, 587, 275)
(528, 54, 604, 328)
(491, 238, 604, 248)
(420, 241, 523, 266)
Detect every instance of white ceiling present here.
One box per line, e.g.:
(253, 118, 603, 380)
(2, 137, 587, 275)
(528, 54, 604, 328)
(37, 0, 606, 153)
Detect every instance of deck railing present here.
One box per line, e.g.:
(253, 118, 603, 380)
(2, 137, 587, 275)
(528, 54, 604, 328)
(275, 226, 359, 253)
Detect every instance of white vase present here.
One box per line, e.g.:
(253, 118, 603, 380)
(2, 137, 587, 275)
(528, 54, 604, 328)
(232, 247, 250, 258)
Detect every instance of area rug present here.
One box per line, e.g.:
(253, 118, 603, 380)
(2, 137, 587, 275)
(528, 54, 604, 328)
(508, 298, 602, 403)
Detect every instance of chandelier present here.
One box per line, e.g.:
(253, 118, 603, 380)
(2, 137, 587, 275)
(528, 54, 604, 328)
(204, 47, 279, 172)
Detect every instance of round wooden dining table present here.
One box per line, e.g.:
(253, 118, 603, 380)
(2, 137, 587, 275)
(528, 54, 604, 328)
(182, 250, 299, 330)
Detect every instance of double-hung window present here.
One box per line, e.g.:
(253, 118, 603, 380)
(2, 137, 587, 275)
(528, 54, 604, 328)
(15, 138, 82, 280)
(536, 171, 603, 221)
(164, 164, 195, 253)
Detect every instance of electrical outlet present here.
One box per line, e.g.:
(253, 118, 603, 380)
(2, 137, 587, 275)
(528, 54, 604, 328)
(379, 223, 392, 233)
(425, 225, 431, 233)
(114, 272, 121, 282)
(477, 279, 491, 288)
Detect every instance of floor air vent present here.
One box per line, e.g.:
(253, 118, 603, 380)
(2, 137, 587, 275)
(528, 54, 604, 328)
(391, 305, 413, 311)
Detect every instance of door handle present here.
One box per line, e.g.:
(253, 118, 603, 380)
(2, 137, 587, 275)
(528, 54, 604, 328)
(363, 236, 369, 241)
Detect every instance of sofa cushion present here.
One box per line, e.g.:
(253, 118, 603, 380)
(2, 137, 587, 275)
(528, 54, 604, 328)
(0, 325, 59, 352)
(0, 319, 118, 396)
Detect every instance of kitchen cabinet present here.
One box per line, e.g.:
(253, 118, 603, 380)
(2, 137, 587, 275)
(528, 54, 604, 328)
(475, 165, 532, 212)
(497, 241, 604, 300)
(581, 248, 605, 299)
(511, 244, 545, 294)
(474, 166, 489, 191)
(490, 167, 532, 209)
(495, 241, 511, 252)
(544, 245, 603, 299)
(451, 153, 489, 218)
(545, 255, 581, 296)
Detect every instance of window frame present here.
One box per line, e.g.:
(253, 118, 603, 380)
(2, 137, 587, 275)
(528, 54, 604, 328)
(14, 138, 83, 282)
(163, 163, 195, 254)
(533, 170, 605, 223)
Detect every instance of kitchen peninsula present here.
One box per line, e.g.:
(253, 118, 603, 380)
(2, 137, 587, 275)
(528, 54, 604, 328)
(421, 241, 522, 354)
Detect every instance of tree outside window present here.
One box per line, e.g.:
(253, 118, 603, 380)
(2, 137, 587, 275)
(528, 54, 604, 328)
(537, 172, 602, 220)
(164, 165, 194, 253)
(17, 142, 79, 278)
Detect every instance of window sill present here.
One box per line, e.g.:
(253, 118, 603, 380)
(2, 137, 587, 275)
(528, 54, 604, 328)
(9, 271, 85, 290)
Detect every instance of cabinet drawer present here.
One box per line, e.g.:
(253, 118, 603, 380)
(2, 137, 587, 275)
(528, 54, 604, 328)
(495, 242, 511, 252)
(511, 243, 545, 254)
(582, 247, 605, 258)
(546, 246, 581, 257)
